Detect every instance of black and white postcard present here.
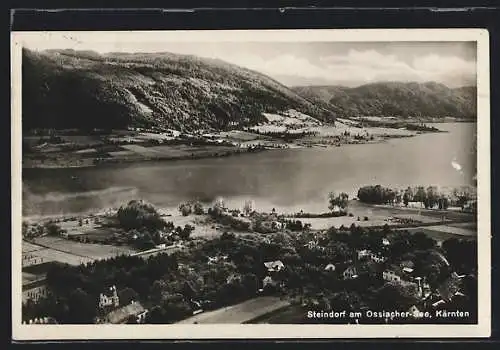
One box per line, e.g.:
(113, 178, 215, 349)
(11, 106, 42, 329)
(11, 29, 491, 339)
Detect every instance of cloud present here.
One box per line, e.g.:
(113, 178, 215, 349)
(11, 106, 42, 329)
(20, 33, 476, 87)
(213, 49, 476, 87)
(205, 52, 327, 79)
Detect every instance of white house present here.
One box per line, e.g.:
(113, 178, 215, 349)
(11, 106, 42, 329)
(99, 285, 120, 309)
(403, 267, 414, 274)
(263, 276, 274, 287)
(383, 269, 402, 283)
(343, 266, 358, 280)
(382, 238, 391, 246)
(23, 282, 48, 304)
(357, 249, 371, 260)
(208, 256, 219, 265)
(370, 252, 386, 263)
(264, 260, 285, 272)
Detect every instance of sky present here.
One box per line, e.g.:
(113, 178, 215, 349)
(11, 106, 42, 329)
(19, 32, 477, 88)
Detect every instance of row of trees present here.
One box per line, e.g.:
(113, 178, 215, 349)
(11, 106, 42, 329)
(357, 185, 475, 209)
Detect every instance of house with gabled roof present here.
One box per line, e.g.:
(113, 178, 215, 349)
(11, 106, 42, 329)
(264, 260, 285, 272)
(99, 285, 119, 309)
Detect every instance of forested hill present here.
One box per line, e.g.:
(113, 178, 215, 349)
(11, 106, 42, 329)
(292, 82, 477, 120)
(22, 49, 334, 131)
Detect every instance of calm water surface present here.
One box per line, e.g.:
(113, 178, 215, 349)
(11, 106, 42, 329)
(22, 123, 476, 217)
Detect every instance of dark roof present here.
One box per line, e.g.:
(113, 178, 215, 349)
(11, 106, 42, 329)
(105, 302, 146, 324)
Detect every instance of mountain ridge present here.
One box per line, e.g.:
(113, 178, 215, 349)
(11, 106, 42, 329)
(22, 48, 335, 131)
(292, 82, 477, 119)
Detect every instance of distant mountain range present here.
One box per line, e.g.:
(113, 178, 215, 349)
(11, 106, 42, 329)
(22, 49, 333, 131)
(292, 82, 477, 120)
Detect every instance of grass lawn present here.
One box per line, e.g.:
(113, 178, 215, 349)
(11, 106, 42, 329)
(32, 236, 136, 260)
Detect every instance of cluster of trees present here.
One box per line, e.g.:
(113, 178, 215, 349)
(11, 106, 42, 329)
(22, 221, 66, 240)
(178, 201, 204, 216)
(249, 129, 319, 140)
(292, 211, 347, 218)
(356, 185, 476, 210)
(328, 192, 349, 212)
(282, 219, 309, 232)
(357, 185, 397, 205)
(116, 200, 166, 231)
(115, 200, 196, 250)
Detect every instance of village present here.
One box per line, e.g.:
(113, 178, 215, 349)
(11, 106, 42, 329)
(21, 185, 477, 325)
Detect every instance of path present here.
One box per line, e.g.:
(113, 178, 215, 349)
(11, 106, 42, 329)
(176, 296, 291, 324)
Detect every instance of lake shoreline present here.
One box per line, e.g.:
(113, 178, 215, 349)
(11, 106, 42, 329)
(22, 130, 429, 170)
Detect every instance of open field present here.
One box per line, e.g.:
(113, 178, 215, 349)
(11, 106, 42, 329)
(79, 227, 123, 242)
(22, 244, 92, 266)
(309, 121, 418, 138)
(159, 211, 232, 239)
(22, 241, 45, 253)
(22, 272, 41, 285)
(293, 204, 443, 230)
(405, 227, 476, 243)
(177, 296, 291, 324)
(32, 236, 136, 259)
(218, 130, 261, 142)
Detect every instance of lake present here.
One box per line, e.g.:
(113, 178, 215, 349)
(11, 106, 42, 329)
(22, 123, 476, 217)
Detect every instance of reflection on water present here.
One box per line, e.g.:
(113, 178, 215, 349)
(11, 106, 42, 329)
(22, 123, 476, 217)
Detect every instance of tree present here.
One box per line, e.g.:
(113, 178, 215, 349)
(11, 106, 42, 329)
(117, 200, 166, 232)
(45, 222, 62, 236)
(178, 203, 192, 216)
(403, 187, 413, 207)
(211, 197, 226, 217)
(243, 200, 254, 216)
(179, 224, 194, 240)
(135, 232, 155, 250)
(150, 280, 167, 304)
(357, 185, 395, 205)
(409, 232, 436, 251)
(145, 305, 167, 324)
(328, 192, 349, 212)
(67, 288, 96, 324)
(373, 282, 419, 311)
(395, 190, 403, 206)
(425, 186, 439, 209)
(329, 290, 362, 313)
(414, 187, 427, 207)
(192, 201, 204, 215)
(118, 287, 139, 305)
